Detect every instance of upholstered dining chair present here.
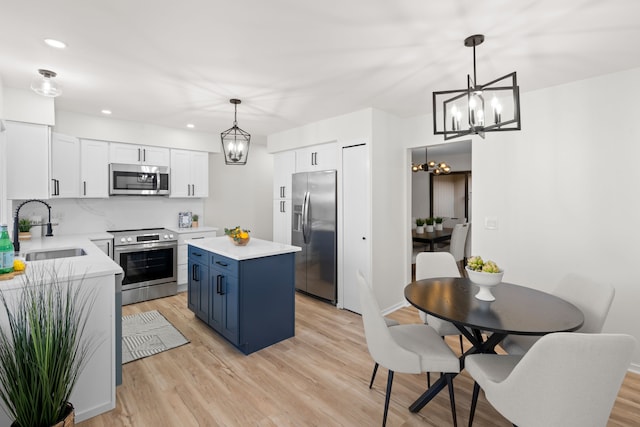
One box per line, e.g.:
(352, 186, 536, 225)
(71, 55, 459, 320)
(415, 252, 465, 354)
(466, 332, 636, 427)
(501, 273, 615, 355)
(357, 271, 460, 427)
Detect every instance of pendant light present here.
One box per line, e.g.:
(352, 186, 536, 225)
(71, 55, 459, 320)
(432, 34, 521, 140)
(221, 99, 251, 165)
(30, 69, 62, 97)
(411, 147, 451, 174)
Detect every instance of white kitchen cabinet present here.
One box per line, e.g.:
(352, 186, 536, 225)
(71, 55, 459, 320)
(90, 237, 113, 258)
(49, 135, 109, 198)
(5, 121, 50, 200)
(109, 142, 170, 166)
(80, 139, 109, 198)
(170, 149, 209, 198)
(174, 228, 218, 290)
(272, 199, 292, 245)
(51, 133, 81, 198)
(273, 151, 296, 199)
(295, 142, 337, 172)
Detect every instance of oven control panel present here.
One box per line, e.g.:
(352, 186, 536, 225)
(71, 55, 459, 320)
(110, 228, 177, 246)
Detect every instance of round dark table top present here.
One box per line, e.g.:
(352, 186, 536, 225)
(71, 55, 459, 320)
(405, 277, 584, 336)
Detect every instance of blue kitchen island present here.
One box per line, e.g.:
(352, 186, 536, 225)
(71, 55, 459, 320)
(187, 236, 301, 354)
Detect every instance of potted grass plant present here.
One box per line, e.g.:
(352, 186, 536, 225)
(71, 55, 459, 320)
(18, 218, 32, 241)
(425, 217, 435, 232)
(415, 218, 425, 234)
(0, 266, 97, 427)
(435, 217, 444, 231)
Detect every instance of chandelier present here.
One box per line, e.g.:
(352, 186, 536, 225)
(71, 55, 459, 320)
(30, 69, 62, 97)
(432, 34, 521, 140)
(411, 148, 451, 174)
(221, 99, 251, 165)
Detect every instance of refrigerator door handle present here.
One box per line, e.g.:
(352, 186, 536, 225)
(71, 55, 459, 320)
(302, 190, 310, 244)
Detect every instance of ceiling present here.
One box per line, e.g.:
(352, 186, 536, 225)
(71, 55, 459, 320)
(2, 0, 640, 140)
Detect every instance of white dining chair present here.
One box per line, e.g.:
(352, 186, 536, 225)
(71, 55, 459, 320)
(501, 273, 615, 355)
(357, 271, 460, 427)
(415, 252, 465, 354)
(466, 332, 636, 427)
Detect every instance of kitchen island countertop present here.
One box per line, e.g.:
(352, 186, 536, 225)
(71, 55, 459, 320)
(188, 236, 300, 261)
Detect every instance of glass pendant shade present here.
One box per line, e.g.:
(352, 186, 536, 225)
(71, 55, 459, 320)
(220, 99, 251, 165)
(30, 69, 62, 97)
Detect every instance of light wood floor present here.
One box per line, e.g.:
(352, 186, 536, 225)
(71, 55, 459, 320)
(79, 292, 640, 426)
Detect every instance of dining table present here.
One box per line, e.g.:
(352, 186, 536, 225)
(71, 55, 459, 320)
(404, 277, 584, 413)
(412, 228, 453, 251)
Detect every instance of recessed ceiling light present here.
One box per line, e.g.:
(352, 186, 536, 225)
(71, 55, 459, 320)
(186, 123, 195, 129)
(101, 109, 112, 115)
(44, 38, 67, 49)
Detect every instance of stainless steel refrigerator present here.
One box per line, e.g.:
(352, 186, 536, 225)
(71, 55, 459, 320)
(292, 170, 337, 303)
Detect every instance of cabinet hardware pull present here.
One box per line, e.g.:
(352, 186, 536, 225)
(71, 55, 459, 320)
(216, 261, 228, 267)
(193, 264, 199, 281)
(56, 179, 60, 195)
(138, 148, 141, 162)
(192, 184, 195, 196)
(216, 275, 222, 294)
(187, 184, 191, 196)
(143, 149, 146, 162)
(192, 237, 204, 240)
(192, 252, 202, 257)
(83, 181, 87, 196)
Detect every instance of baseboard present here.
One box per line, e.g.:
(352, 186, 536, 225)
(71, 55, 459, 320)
(629, 362, 640, 375)
(381, 300, 411, 317)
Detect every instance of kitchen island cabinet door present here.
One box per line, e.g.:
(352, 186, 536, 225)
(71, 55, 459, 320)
(188, 248, 209, 321)
(209, 270, 239, 345)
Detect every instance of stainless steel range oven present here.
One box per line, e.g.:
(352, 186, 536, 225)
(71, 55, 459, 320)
(110, 228, 177, 305)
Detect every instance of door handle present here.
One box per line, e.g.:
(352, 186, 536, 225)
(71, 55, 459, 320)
(217, 275, 225, 295)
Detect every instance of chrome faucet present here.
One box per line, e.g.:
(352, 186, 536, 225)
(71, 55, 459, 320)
(13, 199, 54, 253)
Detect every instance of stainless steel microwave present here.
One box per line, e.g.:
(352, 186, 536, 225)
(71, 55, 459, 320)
(109, 163, 170, 195)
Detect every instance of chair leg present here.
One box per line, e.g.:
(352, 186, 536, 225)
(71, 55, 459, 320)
(468, 381, 480, 427)
(369, 363, 379, 389)
(382, 370, 394, 427)
(459, 334, 464, 354)
(445, 374, 458, 427)
(427, 372, 431, 387)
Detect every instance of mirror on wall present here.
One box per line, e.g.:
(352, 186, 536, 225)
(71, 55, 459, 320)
(411, 140, 471, 225)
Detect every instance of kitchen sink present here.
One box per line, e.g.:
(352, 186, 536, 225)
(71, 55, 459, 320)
(24, 248, 87, 261)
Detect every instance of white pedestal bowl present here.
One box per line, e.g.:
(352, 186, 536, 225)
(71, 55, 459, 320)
(466, 267, 504, 301)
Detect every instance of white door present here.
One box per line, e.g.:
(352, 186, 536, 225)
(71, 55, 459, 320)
(342, 144, 370, 314)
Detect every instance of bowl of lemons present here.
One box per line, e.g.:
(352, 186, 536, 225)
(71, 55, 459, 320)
(224, 226, 251, 246)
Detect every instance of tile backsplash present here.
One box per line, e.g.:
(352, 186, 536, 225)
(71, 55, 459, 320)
(14, 197, 205, 235)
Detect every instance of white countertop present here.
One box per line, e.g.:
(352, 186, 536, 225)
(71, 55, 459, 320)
(4, 235, 123, 289)
(166, 226, 219, 234)
(189, 236, 301, 261)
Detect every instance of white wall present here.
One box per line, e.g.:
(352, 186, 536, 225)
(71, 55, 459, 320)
(472, 67, 640, 371)
(3, 87, 55, 125)
(55, 110, 219, 152)
(371, 109, 407, 312)
(204, 141, 274, 240)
